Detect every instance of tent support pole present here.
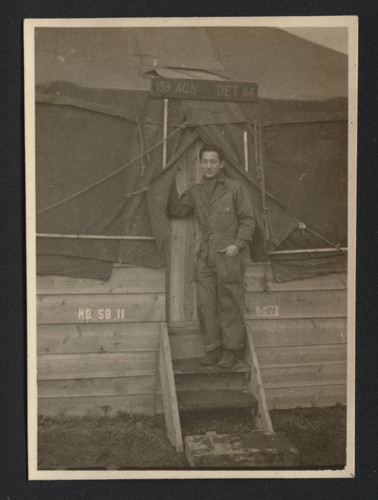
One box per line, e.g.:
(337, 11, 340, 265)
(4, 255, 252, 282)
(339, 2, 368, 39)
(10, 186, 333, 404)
(163, 98, 168, 169)
(243, 129, 249, 173)
(271, 247, 347, 255)
(36, 233, 155, 240)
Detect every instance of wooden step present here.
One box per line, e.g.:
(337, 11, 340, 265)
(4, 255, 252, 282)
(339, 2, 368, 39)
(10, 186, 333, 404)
(173, 358, 250, 375)
(177, 390, 258, 411)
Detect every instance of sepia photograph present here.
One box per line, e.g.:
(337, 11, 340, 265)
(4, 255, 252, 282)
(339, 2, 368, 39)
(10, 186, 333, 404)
(25, 16, 357, 479)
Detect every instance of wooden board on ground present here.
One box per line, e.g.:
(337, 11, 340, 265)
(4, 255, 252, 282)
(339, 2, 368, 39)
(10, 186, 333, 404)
(158, 323, 183, 452)
(244, 324, 274, 434)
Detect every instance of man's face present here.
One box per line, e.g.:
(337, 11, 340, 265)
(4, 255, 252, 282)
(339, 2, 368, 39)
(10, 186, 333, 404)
(200, 151, 224, 179)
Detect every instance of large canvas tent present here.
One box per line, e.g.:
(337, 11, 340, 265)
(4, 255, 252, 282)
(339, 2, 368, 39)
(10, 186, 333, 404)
(35, 27, 348, 281)
(34, 26, 349, 423)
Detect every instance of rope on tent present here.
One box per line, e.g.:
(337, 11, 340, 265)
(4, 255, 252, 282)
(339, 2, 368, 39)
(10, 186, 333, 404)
(297, 222, 347, 254)
(136, 114, 148, 176)
(37, 121, 188, 215)
(126, 187, 148, 199)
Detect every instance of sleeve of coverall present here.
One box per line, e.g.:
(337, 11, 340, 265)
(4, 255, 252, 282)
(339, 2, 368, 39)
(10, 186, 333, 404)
(234, 184, 255, 249)
(167, 180, 194, 218)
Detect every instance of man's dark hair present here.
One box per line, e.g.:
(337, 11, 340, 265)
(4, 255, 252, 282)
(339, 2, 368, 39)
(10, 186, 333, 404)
(199, 144, 225, 162)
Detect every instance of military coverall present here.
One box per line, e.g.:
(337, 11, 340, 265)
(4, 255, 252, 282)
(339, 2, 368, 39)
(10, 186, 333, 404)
(168, 172, 255, 352)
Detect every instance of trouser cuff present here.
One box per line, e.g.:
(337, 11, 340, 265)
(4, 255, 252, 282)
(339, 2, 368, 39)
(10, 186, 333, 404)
(222, 343, 244, 351)
(205, 341, 221, 353)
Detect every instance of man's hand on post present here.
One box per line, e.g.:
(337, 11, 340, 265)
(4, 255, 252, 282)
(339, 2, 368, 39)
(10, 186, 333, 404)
(219, 245, 240, 258)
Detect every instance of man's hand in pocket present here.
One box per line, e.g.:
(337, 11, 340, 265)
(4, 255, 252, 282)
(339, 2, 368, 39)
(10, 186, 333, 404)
(219, 245, 240, 258)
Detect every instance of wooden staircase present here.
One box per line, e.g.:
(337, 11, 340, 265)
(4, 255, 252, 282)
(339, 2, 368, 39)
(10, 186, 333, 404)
(158, 322, 274, 454)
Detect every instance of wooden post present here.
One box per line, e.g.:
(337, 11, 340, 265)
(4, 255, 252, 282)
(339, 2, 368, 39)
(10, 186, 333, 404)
(162, 99, 168, 169)
(243, 129, 249, 173)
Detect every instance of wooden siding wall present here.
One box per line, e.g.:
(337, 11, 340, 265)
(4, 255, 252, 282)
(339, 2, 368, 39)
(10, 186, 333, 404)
(37, 266, 166, 417)
(245, 264, 347, 410)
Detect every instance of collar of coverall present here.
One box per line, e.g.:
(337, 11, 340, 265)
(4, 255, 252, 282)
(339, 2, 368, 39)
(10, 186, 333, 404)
(198, 170, 226, 186)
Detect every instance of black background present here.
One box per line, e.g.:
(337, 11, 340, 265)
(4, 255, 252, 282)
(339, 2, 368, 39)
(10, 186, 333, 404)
(1, 1, 377, 498)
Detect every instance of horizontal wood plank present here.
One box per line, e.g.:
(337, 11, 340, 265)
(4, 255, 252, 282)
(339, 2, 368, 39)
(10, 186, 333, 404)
(244, 266, 347, 292)
(260, 361, 347, 386)
(38, 352, 157, 380)
(37, 293, 166, 324)
(37, 322, 161, 338)
(37, 266, 166, 295)
(248, 317, 347, 347)
(173, 373, 245, 393)
(38, 394, 156, 417)
(245, 289, 347, 319)
(38, 329, 160, 354)
(265, 384, 346, 410)
(38, 376, 156, 398)
(256, 344, 347, 367)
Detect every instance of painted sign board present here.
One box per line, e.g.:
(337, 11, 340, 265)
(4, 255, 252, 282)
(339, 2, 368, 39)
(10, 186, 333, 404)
(151, 77, 258, 102)
(255, 305, 280, 317)
(77, 307, 126, 322)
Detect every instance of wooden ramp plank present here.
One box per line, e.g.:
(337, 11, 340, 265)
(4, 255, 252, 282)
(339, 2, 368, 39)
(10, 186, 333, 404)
(244, 323, 274, 434)
(158, 323, 183, 452)
(177, 390, 257, 411)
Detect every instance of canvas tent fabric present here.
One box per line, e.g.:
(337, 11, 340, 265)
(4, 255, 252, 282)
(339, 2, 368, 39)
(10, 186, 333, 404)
(35, 27, 348, 280)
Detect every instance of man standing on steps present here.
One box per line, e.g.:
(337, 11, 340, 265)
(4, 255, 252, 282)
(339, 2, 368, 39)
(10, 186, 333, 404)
(168, 144, 255, 368)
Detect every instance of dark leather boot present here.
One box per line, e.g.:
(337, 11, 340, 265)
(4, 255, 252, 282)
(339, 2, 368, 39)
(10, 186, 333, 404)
(200, 346, 222, 365)
(217, 348, 235, 368)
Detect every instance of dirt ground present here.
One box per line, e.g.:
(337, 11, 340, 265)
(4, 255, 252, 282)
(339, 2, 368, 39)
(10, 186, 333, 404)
(38, 405, 346, 470)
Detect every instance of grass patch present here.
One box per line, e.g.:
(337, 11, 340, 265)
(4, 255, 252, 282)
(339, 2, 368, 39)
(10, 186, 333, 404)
(38, 406, 346, 470)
